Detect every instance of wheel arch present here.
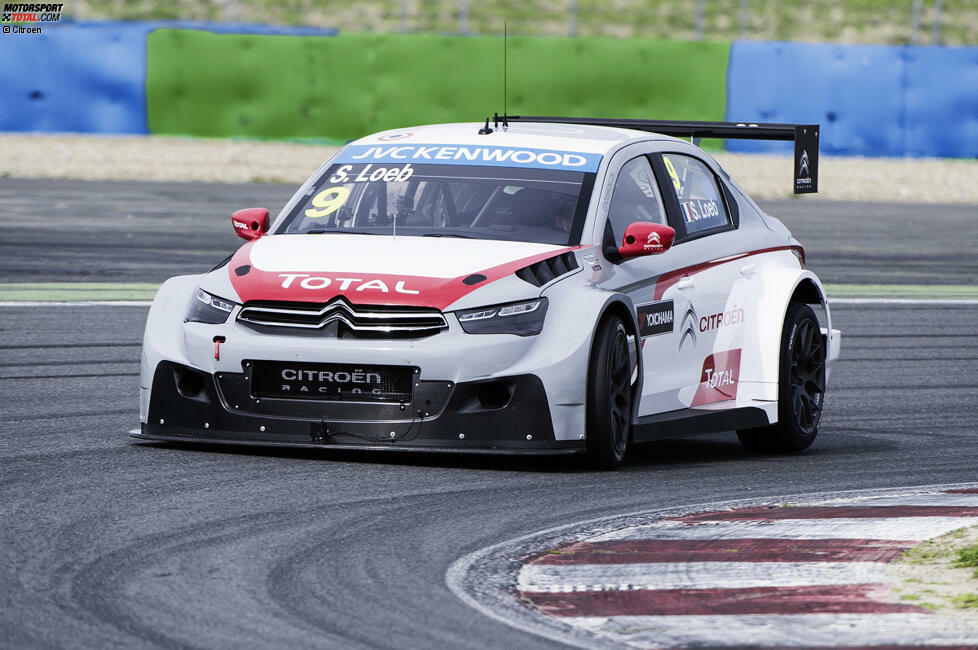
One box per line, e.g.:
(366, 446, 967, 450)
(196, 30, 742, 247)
(588, 295, 644, 425)
(790, 277, 826, 309)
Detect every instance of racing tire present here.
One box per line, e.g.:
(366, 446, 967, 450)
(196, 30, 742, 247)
(737, 302, 826, 453)
(586, 315, 634, 469)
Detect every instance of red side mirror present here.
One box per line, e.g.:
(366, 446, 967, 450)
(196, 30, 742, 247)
(619, 222, 675, 259)
(232, 208, 269, 241)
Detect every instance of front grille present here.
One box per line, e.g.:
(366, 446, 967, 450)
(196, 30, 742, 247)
(237, 297, 448, 338)
(515, 251, 579, 287)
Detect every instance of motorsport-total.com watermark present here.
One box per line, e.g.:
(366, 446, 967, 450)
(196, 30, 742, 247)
(1, 3, 63, 34)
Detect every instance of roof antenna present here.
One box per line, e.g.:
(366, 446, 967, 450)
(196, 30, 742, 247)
(503, 22, 509, 127)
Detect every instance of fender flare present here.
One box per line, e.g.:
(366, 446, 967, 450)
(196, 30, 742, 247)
(140, 275, 201, 391)
(743, 268, 830, 386)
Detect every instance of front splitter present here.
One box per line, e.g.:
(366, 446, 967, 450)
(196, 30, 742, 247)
(130, 429, 585, 456)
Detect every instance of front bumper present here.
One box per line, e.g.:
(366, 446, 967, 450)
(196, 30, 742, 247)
(131, 361, 584, 455)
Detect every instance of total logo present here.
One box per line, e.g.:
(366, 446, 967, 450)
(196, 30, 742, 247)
(278, 274, 421, 294)
(702, 366, 736, 389)
(691, 349, 742, 406)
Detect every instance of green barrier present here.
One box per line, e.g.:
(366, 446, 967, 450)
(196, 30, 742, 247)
(147, 32, 730, 141)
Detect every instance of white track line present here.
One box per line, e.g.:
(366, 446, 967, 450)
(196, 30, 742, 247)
(567, 613, 978, 649)
(519, 561, 891, 592)
(812, 493, 978, 507)
(591, 516, 978, 542)
(830, 298, 978, 305)
(0, 301, 152, 307)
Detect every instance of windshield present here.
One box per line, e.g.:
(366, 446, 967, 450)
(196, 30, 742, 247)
(276, 146, 598, 245)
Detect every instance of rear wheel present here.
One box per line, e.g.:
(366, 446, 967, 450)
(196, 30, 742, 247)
(586, 315, 633, 469)
(737, 302, 826, 453)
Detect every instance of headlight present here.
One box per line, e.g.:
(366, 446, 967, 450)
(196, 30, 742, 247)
(185, 288, 237, 324)
(456, 298, 548, 336)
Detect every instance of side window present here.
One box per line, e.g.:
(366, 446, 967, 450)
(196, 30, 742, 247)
(607, 156, 666, 243)
(661, 153, 729, 235)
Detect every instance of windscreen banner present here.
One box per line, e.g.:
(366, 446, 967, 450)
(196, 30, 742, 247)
(335, 144, 603, 173)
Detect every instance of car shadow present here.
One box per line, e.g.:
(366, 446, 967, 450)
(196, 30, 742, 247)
(131, 439, 589, 474)
(131, 431, 790, 474)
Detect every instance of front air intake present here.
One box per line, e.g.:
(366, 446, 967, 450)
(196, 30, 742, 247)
(515, 252, 579, 287)
(237, 296, 448, 339)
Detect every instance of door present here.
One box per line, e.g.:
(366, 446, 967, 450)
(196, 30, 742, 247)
(653, 152, 752, 409)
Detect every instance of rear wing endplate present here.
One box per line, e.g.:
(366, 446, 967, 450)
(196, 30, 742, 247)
(492, 114, 819, 194)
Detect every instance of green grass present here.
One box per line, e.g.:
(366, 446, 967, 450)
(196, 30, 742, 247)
(953, 543, 978, 577)
(67, 0, 978, 45)
(952, 593, 978, 609)
(826, 284, 978, 300)
(0, 283, 159, 302)
(2, 282, 978, 304)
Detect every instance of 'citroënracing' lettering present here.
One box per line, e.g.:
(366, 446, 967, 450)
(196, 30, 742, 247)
(280, 367, 385, 396)
(699, 306, 745, 332)
(281, 368, 382, 384)
(277, 274, 421, 294)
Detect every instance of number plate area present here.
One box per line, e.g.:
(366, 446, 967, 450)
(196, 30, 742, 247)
(250, 360, 414, 403)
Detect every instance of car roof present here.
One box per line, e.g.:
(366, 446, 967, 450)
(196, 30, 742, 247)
(351, 122, 680, 156)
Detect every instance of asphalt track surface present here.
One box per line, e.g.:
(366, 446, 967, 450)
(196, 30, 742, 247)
(1, 178, 976, 286)
(1, 178, 977, 648)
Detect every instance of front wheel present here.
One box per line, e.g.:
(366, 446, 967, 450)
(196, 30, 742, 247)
(586, 315, 634, 469)
(737, 302, 826, 453)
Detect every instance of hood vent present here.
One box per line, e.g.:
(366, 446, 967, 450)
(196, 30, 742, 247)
(515, 252, 579, 287)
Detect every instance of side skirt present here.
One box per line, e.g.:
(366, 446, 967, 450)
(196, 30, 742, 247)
(633, 406, 770, 443)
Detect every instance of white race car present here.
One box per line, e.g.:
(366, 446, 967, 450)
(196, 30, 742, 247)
(132, 115, 841, 468)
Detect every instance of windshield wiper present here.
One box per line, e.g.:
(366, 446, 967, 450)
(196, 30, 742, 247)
(421, 233, 477, 239)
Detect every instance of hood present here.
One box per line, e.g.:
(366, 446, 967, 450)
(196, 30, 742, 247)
(226, 234, 575, 310)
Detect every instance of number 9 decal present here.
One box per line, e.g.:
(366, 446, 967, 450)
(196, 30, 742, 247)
(304, 186, 350, 219)
(663, 157, 683, 196)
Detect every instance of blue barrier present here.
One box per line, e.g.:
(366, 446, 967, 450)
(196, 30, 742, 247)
(0, 21, 337, 134)
(0, 22, 149, 133)
(903, 46, 978, 158)
(725, 40, 978, 158)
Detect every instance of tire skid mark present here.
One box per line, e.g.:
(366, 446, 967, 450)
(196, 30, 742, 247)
(0, 359, 136, 368)
(0, 372, 139, 380)
(0, 343, 141, 350)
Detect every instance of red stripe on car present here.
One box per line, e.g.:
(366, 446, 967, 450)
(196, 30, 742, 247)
(227, 242, 580, 310)
(652, 244, 804, 300)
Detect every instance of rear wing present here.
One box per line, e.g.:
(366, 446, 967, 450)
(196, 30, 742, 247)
(490, 114, 819, 194)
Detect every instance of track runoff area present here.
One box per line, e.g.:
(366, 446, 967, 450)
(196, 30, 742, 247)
(449, 484, 978, 648)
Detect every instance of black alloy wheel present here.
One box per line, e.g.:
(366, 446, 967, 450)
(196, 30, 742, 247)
(737, 302, 826, 453)
(788, 310, 826, 436)
(586, 315, 634, 468)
